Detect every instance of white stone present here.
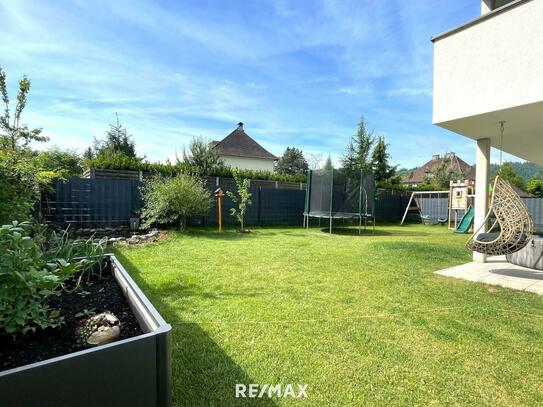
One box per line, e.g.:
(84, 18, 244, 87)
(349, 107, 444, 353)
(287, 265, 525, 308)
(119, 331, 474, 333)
(87, 325, 121, 346)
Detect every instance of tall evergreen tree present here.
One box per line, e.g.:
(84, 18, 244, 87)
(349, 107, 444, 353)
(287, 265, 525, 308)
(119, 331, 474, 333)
(92, 113, 138, 158)
(275, 147, 308, 175)
(371, 136, 397, 182)
(182, 137, 223, 175)
(341, 115, 375, 175)
(323, 154, 334, 170)
(83, 146, 94, 160)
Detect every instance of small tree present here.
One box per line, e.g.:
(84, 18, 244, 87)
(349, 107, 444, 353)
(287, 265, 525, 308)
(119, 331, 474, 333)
(306, 152, 323, 170)
(275, 147, 308, 175)
(371, 136, 398, 183)
(140, 174, 212, 230)
(498, 162, 525, 189)
(526, 177, 543, 197)
(323, 154, 334, 170)
(226, 169, 252, 231)
(0, 67, 50, 222)
(183, 137, 223, 175)
(90, 113, 140, 160)
(341, 115, 375, 176)
(0, 67, 46, 150)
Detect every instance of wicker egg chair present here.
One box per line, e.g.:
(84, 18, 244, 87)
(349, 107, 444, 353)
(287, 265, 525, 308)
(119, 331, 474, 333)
(466, 176, 533, 256)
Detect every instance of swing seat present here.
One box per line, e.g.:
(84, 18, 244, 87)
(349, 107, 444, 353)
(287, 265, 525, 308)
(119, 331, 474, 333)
(473, 232, 500, 243)
(466, 176, 533, 256)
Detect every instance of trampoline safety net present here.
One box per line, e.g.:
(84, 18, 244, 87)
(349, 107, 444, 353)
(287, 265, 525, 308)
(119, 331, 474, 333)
(304, 169, 375, 219)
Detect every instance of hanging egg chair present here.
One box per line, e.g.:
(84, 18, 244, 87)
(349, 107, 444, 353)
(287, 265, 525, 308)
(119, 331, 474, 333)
(466, 175, 533, 255)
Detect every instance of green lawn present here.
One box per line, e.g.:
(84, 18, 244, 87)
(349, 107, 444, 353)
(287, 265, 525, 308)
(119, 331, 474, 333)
(115, 224, 543, 406)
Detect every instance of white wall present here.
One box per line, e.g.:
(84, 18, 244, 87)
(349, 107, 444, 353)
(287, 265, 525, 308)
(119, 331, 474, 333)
(433, 0, 543, 125)
(221, 155, 276, 172)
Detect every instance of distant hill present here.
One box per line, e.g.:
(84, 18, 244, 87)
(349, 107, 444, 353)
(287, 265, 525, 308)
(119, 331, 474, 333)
(490, 162, 543, 180)
(397, 167, 416, 178)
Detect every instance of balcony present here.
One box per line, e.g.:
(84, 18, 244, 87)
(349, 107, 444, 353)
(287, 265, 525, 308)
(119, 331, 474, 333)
(432, 0, 543, 165)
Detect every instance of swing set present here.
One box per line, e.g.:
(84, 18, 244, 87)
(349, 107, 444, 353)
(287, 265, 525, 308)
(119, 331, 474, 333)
(400, 190, 449, 226)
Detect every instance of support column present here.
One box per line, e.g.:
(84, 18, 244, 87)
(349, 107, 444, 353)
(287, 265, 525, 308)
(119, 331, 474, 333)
(473, 138, 491, 263)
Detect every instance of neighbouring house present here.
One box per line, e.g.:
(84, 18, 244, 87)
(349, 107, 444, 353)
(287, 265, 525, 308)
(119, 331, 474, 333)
(432, 0, 543, 262)
(211, 122, 278, 171)
(402, 152, 475, 187)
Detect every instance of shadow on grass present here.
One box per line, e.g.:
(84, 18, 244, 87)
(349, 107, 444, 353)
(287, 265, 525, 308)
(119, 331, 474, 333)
(317, 227, 430, 237)
(114, 251, 277, 407)
(185, 226, 308, 240)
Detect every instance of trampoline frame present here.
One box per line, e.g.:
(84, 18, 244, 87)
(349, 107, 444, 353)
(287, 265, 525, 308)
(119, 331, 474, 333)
(303, 168, 376, 234)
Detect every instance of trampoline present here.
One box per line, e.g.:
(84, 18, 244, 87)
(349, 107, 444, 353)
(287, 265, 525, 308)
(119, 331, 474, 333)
(303, 168, 375, 234)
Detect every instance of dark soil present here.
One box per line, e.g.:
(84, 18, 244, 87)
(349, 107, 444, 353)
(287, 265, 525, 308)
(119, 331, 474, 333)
(0, 267, 143, 372)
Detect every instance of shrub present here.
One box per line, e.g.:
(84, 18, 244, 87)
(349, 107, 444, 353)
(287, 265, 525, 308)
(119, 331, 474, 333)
(0, 149, 50, 224)
(527, 177, 543, 197)
(226, 169, 252, 231)
(0, 221, 106, 335)
(140, 174, 212, 230)
(84, 157, 307, 183)
(35, 148, 84, 178)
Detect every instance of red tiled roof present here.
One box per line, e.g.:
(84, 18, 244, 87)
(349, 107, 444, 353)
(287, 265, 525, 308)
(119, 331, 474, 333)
(212, 123, 277, 160)
(402, 153, 475, 184)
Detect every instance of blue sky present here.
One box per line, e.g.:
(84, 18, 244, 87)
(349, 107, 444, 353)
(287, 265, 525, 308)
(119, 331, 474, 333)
(0, 0, 514, 168)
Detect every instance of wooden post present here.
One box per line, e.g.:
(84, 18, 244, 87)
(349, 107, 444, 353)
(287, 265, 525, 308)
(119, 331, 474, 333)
(214, 188, 224, 233)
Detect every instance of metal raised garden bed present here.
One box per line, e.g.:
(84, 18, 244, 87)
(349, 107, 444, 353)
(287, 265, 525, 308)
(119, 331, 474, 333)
(0, 255, 172, 407)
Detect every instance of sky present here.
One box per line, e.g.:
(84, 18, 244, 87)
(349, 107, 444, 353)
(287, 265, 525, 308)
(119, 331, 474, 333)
(0, 0, 520, 168)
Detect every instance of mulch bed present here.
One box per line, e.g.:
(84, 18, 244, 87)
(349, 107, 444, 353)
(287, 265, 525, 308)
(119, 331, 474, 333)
(0, 268, 143, 372)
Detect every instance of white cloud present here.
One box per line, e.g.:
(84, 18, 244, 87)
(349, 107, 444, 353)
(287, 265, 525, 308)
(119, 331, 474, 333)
(386, 87, 432, 97)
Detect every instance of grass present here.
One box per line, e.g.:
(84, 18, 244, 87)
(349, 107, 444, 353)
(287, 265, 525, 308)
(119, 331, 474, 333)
(115, 224, 543, 406)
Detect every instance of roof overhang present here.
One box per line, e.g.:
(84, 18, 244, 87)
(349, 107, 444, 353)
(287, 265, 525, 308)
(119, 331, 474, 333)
(435, 100, 543, 165)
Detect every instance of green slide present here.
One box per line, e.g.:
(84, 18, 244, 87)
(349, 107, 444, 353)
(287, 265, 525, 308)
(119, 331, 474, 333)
(455, 205, 474, 234)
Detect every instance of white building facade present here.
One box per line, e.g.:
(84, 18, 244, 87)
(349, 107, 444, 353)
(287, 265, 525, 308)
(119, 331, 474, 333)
(432, 0, 543, 262)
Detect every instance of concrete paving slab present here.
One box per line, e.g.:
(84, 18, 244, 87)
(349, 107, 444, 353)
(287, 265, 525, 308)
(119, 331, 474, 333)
(435, 256, 543, 295)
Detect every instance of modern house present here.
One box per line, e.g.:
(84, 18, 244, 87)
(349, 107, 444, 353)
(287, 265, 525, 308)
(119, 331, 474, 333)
(432, 0, 543, 262)
(211, 123, 278, 171)
(402, 152, 475, 187)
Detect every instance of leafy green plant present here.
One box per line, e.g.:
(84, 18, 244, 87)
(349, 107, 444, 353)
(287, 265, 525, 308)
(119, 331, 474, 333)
(0, 221, 107, 335)
(0, 66, 46, 150)
(226, 169, 252, 231)
(0, 67, 54, 223)
(527, 177, 543, 197)
(0, 222, 71, 334)
(140, 174, 212, 230)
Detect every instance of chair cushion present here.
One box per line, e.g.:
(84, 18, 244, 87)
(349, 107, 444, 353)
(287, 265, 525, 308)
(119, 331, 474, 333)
(476, 232, 500, 243)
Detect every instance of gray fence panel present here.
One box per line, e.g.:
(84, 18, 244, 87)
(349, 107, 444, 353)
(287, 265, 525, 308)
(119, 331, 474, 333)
(43, 178, 142, 228)
(44, 178, 418, 229)
(522, 198, 543, 232)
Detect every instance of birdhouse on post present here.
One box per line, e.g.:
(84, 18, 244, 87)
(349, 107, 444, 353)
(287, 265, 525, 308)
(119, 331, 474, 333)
(214, 188, 224, 233)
